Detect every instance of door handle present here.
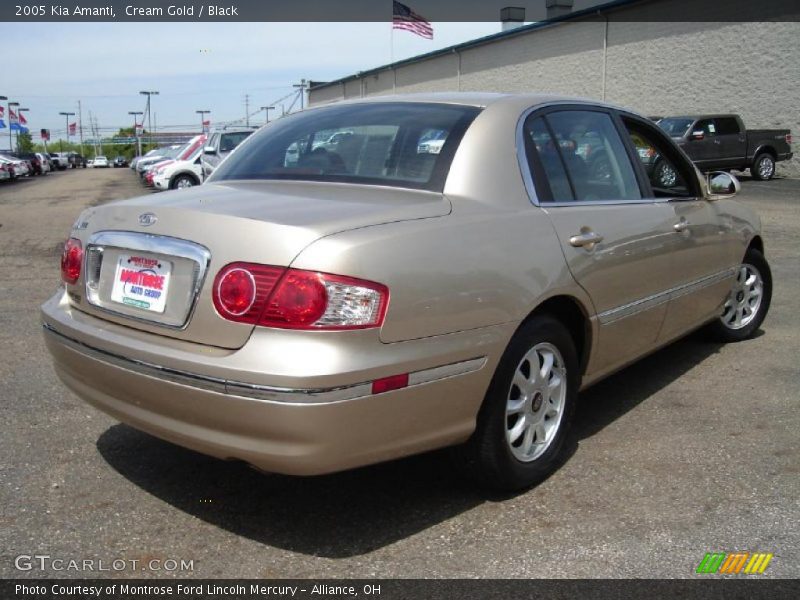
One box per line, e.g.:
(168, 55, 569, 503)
(569, 231, 604, 248)
(673, 220, 690, 232)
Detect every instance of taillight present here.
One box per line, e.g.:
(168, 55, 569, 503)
(211, 263, 389, 330)
(60, 238, 83, 284)
(212, 263, 284, 323)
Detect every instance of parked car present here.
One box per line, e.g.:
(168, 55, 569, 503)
(658, 114, 792, 180)
(0, 153, 30, 178)
(92, 156, 109, 168)
(0, 162, 10, 182)
(12, 152, 45, 175)
(201, 127, 255, 177)
(152, 152, 204, 191)
(139, 136, 207, 185)
(136, 145, 183, 178)
(49, 152, 70, 170)
(35, 152, 52, 174)
(42, 94, 771, 490)
(69, 153, 88, 168)
(113, 156, 129, 168)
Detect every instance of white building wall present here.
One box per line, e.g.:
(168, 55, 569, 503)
(310, 13, 799, 176)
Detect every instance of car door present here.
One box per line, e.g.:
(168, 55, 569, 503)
(715, 116, 747, 167)
(619, 113, 738, 340)
(522, 107, 680, 376)
(685, 118, 718, 168)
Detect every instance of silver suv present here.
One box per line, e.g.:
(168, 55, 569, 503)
(201, 127, 256, 178)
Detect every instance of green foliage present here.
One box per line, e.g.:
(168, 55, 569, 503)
(17, 131, 34, 153)
(31, 127, 155, 160)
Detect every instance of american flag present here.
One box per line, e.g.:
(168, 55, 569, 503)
(69, 122, 77, 135)
(392, 1, 433, 39)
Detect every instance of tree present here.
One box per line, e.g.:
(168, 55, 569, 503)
(17, 131, 34, 153)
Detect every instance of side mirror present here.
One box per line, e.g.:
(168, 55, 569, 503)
(690, 130, 705, 141)
(707, 171, 740, 200)
(204, 146, 216, 155)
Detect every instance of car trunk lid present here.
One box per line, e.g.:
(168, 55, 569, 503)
(70, 180, 450, 349)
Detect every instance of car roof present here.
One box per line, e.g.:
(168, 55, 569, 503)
(310, 91, 633, 114)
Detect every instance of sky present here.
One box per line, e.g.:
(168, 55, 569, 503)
(0, 21, 500, 143)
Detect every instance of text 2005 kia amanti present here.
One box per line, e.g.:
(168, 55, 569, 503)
(42, 93, 772, 489)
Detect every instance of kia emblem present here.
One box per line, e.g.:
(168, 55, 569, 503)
(138, 212, 157, 227)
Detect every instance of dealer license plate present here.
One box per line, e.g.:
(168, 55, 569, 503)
(110, 254, 172, 313)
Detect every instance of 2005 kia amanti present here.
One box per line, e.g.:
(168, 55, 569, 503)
(42, 93, 772, 489)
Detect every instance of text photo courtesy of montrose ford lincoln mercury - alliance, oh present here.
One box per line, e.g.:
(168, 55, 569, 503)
(42, 93, 772, 490)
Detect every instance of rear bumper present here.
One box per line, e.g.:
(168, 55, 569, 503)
(42, 290, 510, 475)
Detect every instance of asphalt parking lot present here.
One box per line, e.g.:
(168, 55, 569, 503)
(0, 167, 798, 579)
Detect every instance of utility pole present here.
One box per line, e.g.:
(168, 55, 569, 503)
(0, 96, 8, 151)
(129, 111, 143, 157)
(77, 100, 84, 155)
(260, 105, 275, 124)
(9, 101, 19, 151)
(139, 90, 159, 148)
(293, 79, 308, 111)
(59, 110, 75, 153)
(196, 110, 210, 134)
(244, 94, 250, 126)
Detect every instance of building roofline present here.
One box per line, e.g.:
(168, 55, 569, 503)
(309, 0, 645, 93)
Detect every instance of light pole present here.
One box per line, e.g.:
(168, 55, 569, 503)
(17, 108, 29, 152)
(196, 110, 210, 134)
(260, 106, 275, 125)
(128, 111, 143, 157)
(139, 90, 159, 149)
(9, 101, 19, 152)
(0, 95, 8, 151)
(59, 111, 75, 153)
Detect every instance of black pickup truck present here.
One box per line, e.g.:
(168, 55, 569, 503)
(658, 114, 792, 180)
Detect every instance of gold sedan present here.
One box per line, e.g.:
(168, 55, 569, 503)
(42, 94, 771, 490)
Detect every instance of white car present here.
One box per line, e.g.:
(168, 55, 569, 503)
(35, 153, 52, 173)
(93, 156, 109, 168)
(152, 155, 204, 190)
(0, 155, 30, 178)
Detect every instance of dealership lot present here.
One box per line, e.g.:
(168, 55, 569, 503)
(0, 168, 798, 578)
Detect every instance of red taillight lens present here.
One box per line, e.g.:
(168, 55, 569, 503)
(261, 270, 327, 327)
(212, 263, 284, 323)
(60, 238, 83, 284)
(372, 373, 409, 395)
(211, 263, 389, 330)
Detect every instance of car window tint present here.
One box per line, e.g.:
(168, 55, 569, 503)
(716, 117, 740, 136)
(624, 121, 693, 198)
(220, 131, 252, 153)
(695, 119, 716, 136)
(524, 116, 573, 202)
(211, 103, 480, 192)
(544, 110, 641, 202)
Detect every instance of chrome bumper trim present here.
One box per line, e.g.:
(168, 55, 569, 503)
(597, 267, 736, 325)
(43, 323, 486, 405)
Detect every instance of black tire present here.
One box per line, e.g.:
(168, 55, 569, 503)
(451, 315, 579, 491)
(751, 152, 776, 181)
(171, 174, 198, 190)
(706, 248, 771, 342)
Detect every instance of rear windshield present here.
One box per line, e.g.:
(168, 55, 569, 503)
(209, 102, 481, 191)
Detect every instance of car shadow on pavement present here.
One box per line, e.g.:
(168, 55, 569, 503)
(96, 331, 730, 558)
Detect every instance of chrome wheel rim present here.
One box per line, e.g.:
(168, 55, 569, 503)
(657, 163, 677, 187)
(758, 156, 774, 179)
(721, 263, 763, 329)
(505, 342, 567, 462)
(176, 178, 194, 189)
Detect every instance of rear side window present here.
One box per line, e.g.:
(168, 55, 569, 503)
(715, 117, 740, 136)
(525, 110, 641, 202)
(220, 131, 253, 153)
(209, 102, 481, 192)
